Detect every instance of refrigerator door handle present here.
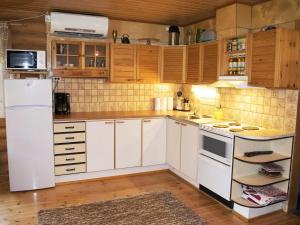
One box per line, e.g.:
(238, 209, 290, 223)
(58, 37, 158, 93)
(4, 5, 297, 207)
(6, 105, 52, 110)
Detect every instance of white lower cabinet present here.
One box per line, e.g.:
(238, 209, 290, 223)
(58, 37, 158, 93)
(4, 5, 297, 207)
(180, 122, 198, 181)
(115, 119, 142, 168)
(167, 118, 199, 183)
(86, 121, 115, 172)
(142, 118, 166, 166)
(166, 119, 181, 170)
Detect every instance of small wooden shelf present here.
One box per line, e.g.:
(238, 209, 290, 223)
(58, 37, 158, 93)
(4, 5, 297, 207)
(231, 196, 285, 208)
(233, 174, 289, 187)
(9, 70, 48, 74)
(235, 153, 290, 164)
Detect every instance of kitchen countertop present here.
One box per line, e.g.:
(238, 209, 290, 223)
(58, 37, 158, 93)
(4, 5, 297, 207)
(54, 111, 294, 139)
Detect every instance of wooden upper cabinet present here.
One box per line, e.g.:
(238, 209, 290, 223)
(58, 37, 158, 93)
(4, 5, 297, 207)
(51, 39, 109, 78)
(161, 46, 186, 83)
(248, 29, 300, 88)
(186, 41, 218, 84)
(201, 41, 218, 83)
(110, 44, 137, 82)
(186, 44, 201, 83)
(136, 45, 161, 83)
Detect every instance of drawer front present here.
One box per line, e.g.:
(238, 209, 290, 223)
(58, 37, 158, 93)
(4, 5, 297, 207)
(55, 164, 86, 176)
(55, 153, 86, 165)
(54, 122, 85, 133)
(54, 133, 85, 144)
(54, 143, 86, 155)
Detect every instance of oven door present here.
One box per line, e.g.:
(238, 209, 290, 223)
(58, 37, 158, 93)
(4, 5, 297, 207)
(7, 51, 37, 69)
(199, 130, 233, 166)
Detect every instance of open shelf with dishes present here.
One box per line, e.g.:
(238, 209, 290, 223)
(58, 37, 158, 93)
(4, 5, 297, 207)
(231, 135, 294, 219)
(51, 39, 110, 78)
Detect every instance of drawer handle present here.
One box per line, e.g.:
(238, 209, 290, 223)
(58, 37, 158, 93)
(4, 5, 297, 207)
(116, 121, 125, 124)
(66, 168, 76, 172)
(65, 147, 75, 151)
(65, 126, 75, 129)
(144, 120, 151, 122)
(66, 158, 75, 161)
(65, 137, 75, 140)
(105, 121, 114, 124)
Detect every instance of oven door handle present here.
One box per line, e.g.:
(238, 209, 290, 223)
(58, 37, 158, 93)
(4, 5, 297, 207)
(199, 130, 232, 143)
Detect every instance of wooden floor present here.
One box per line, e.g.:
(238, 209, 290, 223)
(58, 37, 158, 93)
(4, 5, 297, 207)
(0, 171, 300, 225)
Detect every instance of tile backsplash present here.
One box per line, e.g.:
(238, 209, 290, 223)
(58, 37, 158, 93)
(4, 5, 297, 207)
(55, 78, 298, 132)
(55, 78, 181, 112)
(183, 85, 299, 132)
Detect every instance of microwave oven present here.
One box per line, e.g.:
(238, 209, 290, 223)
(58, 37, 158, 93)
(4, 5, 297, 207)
(6, 49, 46, 70)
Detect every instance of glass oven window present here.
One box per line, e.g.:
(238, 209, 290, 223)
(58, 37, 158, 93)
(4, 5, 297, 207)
(202, 135, 226, 158)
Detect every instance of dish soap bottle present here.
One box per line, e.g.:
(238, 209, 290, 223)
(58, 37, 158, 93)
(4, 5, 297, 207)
(213, 104, 223, 120)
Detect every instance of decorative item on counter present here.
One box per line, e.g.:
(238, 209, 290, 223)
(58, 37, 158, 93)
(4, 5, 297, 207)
(244, 150, 273, 157)
(168, 25, 180, 45)
(241, 185, 287, 206)
(154, 98, 161, 111)
(175, 91, 184, 110)
(196, 28, 205, 43)
(121, 34, 130, 44)
(138, 38, 160, 45)
(184, 29, 194, 45)
(200, 29, 216, 42)
(167, 97, 174, 110)
(262, 25, 277, 31)
(112, 30, 118, 43)
(258, 163, 284, 178)
(213, 104, 223, 120)
(183, 98, 190, 111)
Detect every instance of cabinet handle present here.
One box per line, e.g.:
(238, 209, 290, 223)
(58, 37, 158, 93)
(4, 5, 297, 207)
(66, 158, 75, 161)
(65, 126, 75, 129)
(127, 79, 135, 81)
(105, 121, 114, 124)
(66, 168, 76, 172)
(116, 121, 125, 124)
(65, 147, 75, 151)
(65, 137, 75, 140)
(175, 121, 181, 125)
(144, 119, 151, 123)
(137, 79, 144, 82)
(181, 123, 187, 126)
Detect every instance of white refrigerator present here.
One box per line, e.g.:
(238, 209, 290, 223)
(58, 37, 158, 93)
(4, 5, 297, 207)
(4, 79, 55, 191)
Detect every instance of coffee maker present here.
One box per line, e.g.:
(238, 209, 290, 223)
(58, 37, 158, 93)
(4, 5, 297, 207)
(54, 92, 70, 115)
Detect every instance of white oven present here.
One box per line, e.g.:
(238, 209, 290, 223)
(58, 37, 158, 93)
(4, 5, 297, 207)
(199, 129, 233, 165)
(198, 129, 233, 201)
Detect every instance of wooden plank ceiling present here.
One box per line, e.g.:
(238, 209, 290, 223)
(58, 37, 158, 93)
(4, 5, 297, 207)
(1, 0, 266, 26)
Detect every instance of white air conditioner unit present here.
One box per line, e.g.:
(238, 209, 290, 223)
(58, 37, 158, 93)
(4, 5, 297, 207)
(50, 12, 108, 38)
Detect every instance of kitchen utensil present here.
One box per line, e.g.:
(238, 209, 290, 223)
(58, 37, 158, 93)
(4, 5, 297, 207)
(121, 34, 130, 44)
(112, 30, 118, 43)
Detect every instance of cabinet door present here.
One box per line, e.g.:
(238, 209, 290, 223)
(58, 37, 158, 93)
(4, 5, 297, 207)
(180, 123, 198, 181)
(142, 118, 166, 166)
(86, 121, 114, 172)
(277, 29, 300, 88)
(186, 44, 201, 83)
(248, 30, 276, 87)
(110, 44, 136, 82)
(162, 46, 186, 83)
(115, 119, 141, 168)
(166, 119, 181, 170)
(137, 45, 160, 83)
(201, 41, 218, 83)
